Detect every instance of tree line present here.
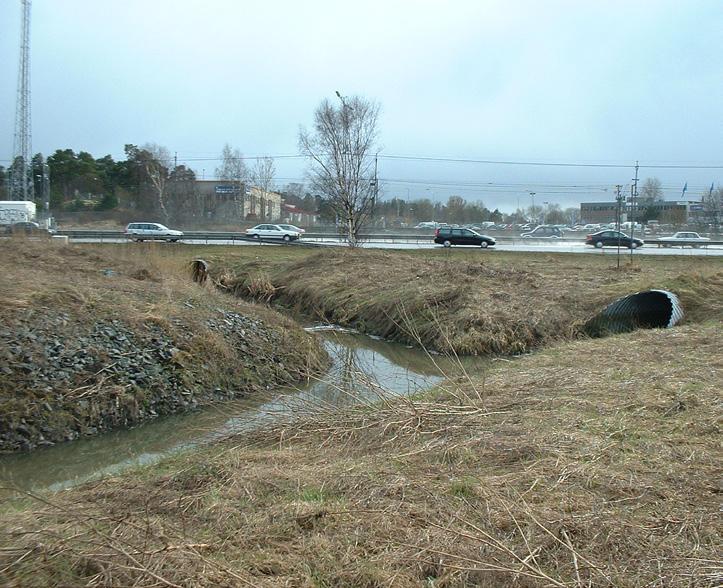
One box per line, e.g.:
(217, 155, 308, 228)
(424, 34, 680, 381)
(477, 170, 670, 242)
(1, 93, 719, 240)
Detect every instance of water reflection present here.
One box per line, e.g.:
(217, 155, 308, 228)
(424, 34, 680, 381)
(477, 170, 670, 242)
(0, 329, 469, 495)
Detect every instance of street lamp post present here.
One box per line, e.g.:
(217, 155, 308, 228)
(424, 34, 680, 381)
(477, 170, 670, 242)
(529, 192, 536, 223)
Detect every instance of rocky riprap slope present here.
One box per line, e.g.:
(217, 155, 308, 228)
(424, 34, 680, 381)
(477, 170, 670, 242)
(0, 308, 324, 452)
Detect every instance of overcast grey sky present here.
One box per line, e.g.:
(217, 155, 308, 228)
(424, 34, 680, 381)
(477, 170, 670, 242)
(1, 0, 721, 211)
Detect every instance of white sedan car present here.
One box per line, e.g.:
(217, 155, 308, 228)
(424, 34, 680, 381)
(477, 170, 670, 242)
(245, 224, 301, 241)
(657, 232, 711, 248)
(125, 222, 183, 242)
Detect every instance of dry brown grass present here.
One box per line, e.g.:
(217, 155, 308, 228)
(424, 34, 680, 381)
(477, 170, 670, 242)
(208, 247, 723, 355)
(0, 239, 327, 450)
(1, 321, 720, 587)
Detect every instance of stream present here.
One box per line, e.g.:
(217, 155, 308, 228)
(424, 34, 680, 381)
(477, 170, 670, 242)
(0, 328, 474, 495)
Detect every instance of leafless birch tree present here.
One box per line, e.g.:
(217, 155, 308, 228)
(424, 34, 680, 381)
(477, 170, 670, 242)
(215, 144, 248, 219)
(250, 157, 276, 220)
(142, 143, 172, 222)
(299, 95, 380, 246)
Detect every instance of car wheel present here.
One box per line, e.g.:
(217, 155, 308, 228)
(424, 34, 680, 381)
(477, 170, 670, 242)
(480, 241, 489, 248)
(283, 234, 291, 242)
(594, 241, 603, 248)
(630, 241, 639, 249)
(251, 234, 260, 239)
(443, 240, 452, 248)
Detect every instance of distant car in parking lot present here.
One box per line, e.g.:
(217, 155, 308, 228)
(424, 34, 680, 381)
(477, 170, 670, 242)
(434, 227, 496, 248)
(657, 232, 710, 247)
(521, 225, 563, 239)
(5, 221, 55, 236)
(246, 223, 301, 241)
(125, 222, 183, 242)
(585, 230, 644, 249)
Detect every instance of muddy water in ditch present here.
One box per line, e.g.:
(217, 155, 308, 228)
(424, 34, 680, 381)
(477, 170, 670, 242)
(0, 329, 478, 494)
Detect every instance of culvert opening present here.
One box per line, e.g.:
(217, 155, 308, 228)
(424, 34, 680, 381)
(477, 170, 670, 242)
(190, 259, 209, 285)
(584, 289, 683, 337)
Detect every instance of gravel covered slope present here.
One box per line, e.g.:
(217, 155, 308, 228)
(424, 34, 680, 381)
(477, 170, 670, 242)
(0, 241, 327, 452)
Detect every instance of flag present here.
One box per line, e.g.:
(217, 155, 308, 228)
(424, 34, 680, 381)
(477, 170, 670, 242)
(681, 182, 687, 197)
(711, 182, 716, 194)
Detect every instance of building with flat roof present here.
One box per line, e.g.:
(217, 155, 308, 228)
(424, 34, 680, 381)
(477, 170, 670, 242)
(195, 180, 281, 222)
(580, 199, 702, 225)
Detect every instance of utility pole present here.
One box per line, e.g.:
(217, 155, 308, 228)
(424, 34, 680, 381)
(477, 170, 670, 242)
(630, 161, 639, 262)
(615, 184, 624, 269)
(529, 192, 536, 223)
(373, 152, 378, 207)
(10, 0, 33, 202)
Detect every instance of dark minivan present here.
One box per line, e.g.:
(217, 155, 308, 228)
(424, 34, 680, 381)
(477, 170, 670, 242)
(434, 227, 496, 248)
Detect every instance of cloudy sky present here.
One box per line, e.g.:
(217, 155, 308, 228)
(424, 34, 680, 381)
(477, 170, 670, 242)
(1, 0, 721, 211)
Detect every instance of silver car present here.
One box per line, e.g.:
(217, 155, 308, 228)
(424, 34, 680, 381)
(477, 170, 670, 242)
(125, 222, 183, 242)
(246, 224, 300, 241)
(658, 232, 711, 248)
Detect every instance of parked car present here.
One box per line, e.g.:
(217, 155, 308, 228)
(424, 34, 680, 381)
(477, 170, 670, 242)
(434, 227, 496, 248)
(125, 222, 183, 242)
(276, 223, 306, 234)
(5, 221, 55, 236)
(246, 224, 301, 241)
(657, 232, 710, 248)
(521, 225, 563, 239)
(585, 230, 644, 249)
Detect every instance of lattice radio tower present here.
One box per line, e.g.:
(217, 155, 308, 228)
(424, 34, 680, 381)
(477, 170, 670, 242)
(10, 0, 34, 202)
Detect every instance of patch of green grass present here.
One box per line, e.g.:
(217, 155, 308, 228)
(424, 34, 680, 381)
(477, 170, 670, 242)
(449, 476, 478, 498)
(298, 486, 330, 503)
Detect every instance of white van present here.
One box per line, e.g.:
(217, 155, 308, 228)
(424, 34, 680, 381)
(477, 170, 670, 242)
(125, 223, 183, 242)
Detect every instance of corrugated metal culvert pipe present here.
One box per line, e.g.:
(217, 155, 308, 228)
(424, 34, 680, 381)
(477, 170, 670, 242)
(583, 290, 684, 337)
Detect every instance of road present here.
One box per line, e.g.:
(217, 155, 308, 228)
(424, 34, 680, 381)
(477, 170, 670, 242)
(65, 236, 723, 256)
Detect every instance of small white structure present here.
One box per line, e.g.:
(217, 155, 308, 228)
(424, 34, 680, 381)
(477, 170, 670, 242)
(0, 201, 36, 225)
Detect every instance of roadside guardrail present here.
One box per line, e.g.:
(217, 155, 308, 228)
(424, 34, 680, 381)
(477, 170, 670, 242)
(55, 230, 723, 247)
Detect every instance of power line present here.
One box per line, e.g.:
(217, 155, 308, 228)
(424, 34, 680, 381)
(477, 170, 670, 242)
(1, 152, 721, 170)
(376, 154, 723, 170)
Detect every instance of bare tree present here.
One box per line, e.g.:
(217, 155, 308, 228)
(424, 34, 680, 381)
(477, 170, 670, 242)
(639, 177, 663, 202)
(215, 144, 248, 219)
(250, 157, 276, 220)
(702, 185, 721, 236)
(142, 143, 172, 221)
(299, 94, 380, 246)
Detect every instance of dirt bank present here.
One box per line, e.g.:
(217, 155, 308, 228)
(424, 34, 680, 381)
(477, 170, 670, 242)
(1, 320, 719, 587)
(209, 247, 723, 354)
(0, 240, 327, 452)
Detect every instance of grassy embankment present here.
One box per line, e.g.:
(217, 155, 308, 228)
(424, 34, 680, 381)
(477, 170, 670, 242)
(205, 245, 723, 354)
(0, 239, 327, 451)
(0, 319, 720, 586)
(0, 244, 720, 586)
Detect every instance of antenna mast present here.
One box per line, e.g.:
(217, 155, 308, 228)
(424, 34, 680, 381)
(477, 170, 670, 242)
(10, 0, 34, 202)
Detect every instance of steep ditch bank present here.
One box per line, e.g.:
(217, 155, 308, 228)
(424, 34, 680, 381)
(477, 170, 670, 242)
(0, 241, 327, 452)
(0, 329, 459, 494)
(208, 248, 723, 355)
